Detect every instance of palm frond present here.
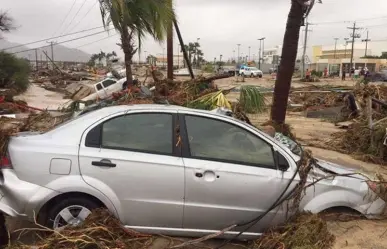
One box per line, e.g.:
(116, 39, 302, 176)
(238, 86, 266, 114)
(188, 91, 232, 110)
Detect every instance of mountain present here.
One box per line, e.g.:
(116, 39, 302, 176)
(0, 39, 91, 62)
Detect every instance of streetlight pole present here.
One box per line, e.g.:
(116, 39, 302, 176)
(248, 46, 251, 61)
(334, 38, 339, 59)
(258, 37, 265, 69)
(237, 44, 241, 64)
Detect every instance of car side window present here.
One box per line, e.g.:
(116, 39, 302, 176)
(184, 115, 275, 168)
(102, 79, 117, 88)
(96, 83, 103, 91)
(100, 113, 173, 155)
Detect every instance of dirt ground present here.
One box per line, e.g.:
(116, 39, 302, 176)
(5, 78, 387, 249)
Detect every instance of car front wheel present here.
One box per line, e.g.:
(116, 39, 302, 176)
(43, 197, 101, 229)
(258, 74, 263, 78)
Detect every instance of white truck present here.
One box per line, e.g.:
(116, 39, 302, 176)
(82, 76, 136, 102)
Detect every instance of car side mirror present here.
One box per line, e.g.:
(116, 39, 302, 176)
(276, 151, 290, 171)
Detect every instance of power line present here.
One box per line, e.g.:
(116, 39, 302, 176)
(52, 0, 78, 37)
(10, 28, 114, 55)
(75, 33, 118, 48)
(2, 25, 111, 51)
(61, 0, 88, 35)
(68, 0, 98, 33)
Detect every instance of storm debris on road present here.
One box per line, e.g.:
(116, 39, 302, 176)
(7, 209, 155, 249)
(252, 213, 335, 249)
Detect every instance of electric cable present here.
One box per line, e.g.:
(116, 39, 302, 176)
(2, 25, 111, 51)
(60, 0, 88, 35)
(67, 0, 98, 33)
(52, 0, 78, 37)
(10, 28, 114, 54)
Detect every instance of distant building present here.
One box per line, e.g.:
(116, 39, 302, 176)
(262, 45, 282, 64)
(155, 54, 185, 68)
(312, 41, 387, 73)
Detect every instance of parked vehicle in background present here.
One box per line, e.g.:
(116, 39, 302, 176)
(239, 66, 263, 78)
(370, 70, 387, 82)
(0, 105, 385, 238)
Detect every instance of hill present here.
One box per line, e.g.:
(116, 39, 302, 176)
(0, 39, 91, 62)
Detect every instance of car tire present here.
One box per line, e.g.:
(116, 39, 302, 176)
(258, 74, 263, 78)
(241, 73, 245, 77)
(43, 197, 102, 229)
(251, 73, 254, 78)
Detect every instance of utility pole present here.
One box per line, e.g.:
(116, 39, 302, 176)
(344, 38, 349, 58)
(348, 22, 361, 74)
(334, 38, 339, 59)
(237, 44, 241, 64)
(362, 30, 371, 57)
(301, 21, 313, 78)
(248, 46, 251, 61)
(35, 49, 38, 71)
(47, 41, 56, 69)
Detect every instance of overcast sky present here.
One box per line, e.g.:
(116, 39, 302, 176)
(2, 0, 387, 61)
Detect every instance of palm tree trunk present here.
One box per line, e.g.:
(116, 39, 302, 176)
(271, 0, 305, 124)
(121, 27, 134, 85)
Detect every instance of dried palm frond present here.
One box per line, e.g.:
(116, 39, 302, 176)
(188, 90, 232, 110)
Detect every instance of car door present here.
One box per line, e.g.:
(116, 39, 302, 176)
(78, 110, 185, 228)
(101, 79, 119, 96)
(95, 82, 108, 99)
(179, 113, 298, 233)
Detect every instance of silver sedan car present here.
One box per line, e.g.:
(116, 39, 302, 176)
(0, 105, 385, 238)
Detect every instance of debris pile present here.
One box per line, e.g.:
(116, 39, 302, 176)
(8, 209, 155, 249)
(328, 84, 387, 164)
(252, 213, 335, 249)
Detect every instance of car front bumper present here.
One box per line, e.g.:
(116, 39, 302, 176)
(0, 169, 58, 220)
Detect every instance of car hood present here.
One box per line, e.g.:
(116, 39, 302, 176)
(316, 158, 356, 174)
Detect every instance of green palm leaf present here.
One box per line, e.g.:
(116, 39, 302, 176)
(238, 86, 266, 114)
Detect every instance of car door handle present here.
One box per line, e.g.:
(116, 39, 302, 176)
(195, 173, 203, 178)
(92, 159, 116, 168)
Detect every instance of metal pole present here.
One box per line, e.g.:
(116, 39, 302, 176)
(258, 40, 262, 69)
(35, 49, 38, 71)
(302, 21, 309, 78)
(262, 38, 265, 65)
(237, 44, 241, 64)
(248, 46, 251, 61)
(334, 38, 339, 59)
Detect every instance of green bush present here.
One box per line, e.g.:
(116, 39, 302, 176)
(311, 70, 322, 78)
(0, 51, 31, 92)
(202, 63, 214, 73)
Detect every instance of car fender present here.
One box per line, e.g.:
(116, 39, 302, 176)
(42, 175, 122, 220)
(302, 190, 364, 214)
